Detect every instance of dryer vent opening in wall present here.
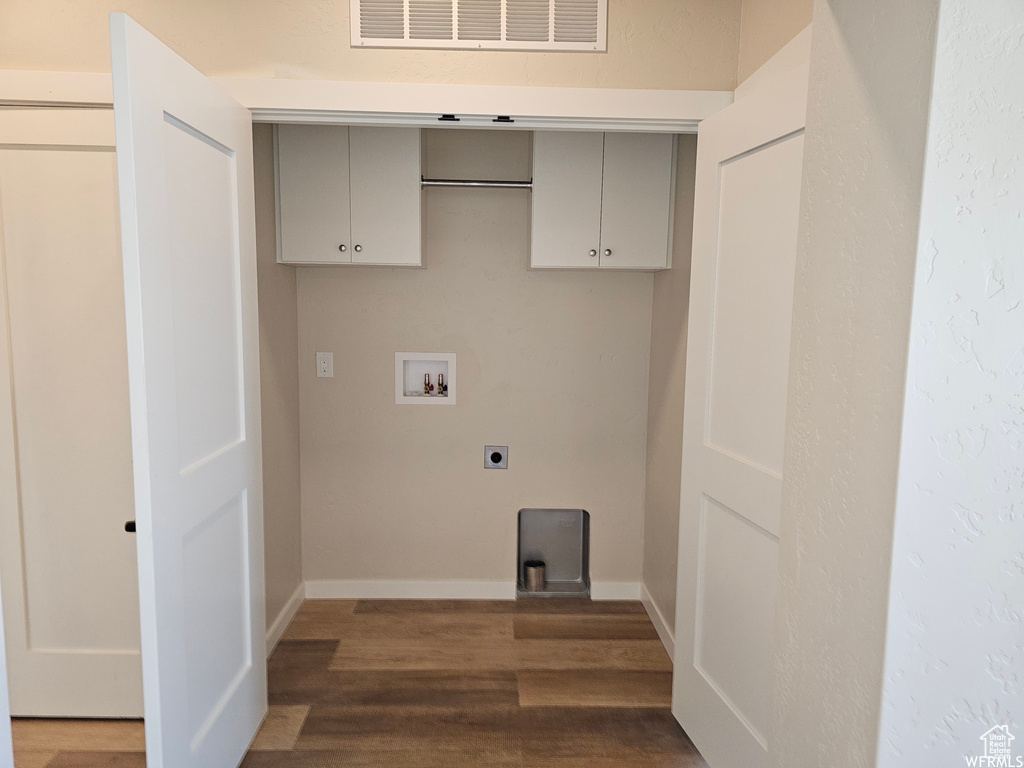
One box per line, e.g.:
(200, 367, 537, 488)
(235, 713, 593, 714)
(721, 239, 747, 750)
(352, 0, 607, 52)
(517, 509, 590, 598)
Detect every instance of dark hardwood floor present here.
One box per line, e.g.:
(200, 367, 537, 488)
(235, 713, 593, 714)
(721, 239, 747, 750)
(246, 598, 704, 767)
(12, 599, 706, 768)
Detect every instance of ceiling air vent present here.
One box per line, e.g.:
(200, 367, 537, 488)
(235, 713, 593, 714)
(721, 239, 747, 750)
(352, 0, 607, 51)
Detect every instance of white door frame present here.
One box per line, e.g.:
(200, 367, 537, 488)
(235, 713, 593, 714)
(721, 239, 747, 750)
(0, 569, 12, 768)
(0, 60, 729, 691)
(0, 70, 729, 132)
(0, 63, 731, 755)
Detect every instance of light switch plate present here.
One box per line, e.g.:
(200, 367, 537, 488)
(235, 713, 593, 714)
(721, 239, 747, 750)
(316, 352, 333, 378)
(485, 446, 508, 469)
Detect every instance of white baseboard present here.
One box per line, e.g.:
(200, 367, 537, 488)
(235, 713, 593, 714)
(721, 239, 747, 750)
(590, 581, 642, 600)
(304, 579, 517, 600)
(265, 582, 305, 657)
(302, 579, 643, 601)
(640, 582, 675, 662)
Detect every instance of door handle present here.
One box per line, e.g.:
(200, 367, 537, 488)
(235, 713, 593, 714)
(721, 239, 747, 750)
(125, 520, 136, 533)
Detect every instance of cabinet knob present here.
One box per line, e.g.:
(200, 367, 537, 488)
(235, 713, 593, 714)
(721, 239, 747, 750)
(589, 249, 597, 257)
(604, 249, 612, 257)
(338, 244, 347, 252)
(354, 244, 362, 253)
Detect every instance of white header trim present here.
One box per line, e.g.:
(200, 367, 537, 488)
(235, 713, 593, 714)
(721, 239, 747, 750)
(0, 70, 731, 133)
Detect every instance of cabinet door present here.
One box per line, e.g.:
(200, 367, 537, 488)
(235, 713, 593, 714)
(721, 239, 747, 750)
(599, 133, 674, 269)
(277, 124, 351, 264)
(349, 127, 422, 266)
(530, 131, 605, 268)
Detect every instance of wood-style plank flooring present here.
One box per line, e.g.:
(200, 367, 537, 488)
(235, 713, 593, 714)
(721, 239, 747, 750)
(12, 599, 706, 767)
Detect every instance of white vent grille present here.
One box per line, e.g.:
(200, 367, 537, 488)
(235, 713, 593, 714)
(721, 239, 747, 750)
(506, 0, 549, 42)
(457, 0, 501, 40)
(352, 0, 606, 50)
(554, 0, 598, 43)
(359, 0, 405, 39)
(409, 0, 454, 39)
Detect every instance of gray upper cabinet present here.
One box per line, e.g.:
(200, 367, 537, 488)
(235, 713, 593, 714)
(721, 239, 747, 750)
(276, 124, 352, 264)
(531, 131, 675, 270)
(276, 125, 422, 266)
(530, 131, 605, 268)
(598, 133, 675, 269)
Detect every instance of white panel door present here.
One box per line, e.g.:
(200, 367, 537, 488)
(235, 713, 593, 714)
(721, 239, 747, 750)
(276, 124, 351, 264)
(530, 131, 604, 268)
(672, 63, 809, 767)
(0, 108, 143, 716)
(598, 132, 674, 269)
(110, 14, 266, 768)
(348, 126, 422, 265)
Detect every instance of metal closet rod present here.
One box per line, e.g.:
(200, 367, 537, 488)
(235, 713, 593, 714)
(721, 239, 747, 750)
(420, 177, 533, 189)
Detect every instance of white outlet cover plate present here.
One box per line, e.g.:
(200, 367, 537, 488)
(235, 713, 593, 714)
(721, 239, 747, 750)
(485, 446, 508, 469)
(316, 352, 334, 377)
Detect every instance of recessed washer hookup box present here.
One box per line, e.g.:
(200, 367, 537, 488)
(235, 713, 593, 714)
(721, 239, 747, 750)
(516, 508, 590, 599)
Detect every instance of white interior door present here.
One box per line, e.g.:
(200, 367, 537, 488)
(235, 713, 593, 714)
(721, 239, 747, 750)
(672, 63, 809, 767)
(0, 107, 143, 717)
(110, 14, 266, 768)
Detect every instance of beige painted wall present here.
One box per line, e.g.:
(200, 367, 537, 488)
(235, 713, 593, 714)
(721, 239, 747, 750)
(253, 124, 303, 625)
(641, 134, 697, 630)
(736, 0, 814, 84)
(295, 128, 654, 586)
(770, 0, 939, 765)
(0, 0, 742, 91)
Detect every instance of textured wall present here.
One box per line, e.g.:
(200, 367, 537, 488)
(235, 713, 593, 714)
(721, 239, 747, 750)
(253, 124, 303, 628)
(641, 134, 697, 631)
(770, 1, 940, 766)
(736, 0, 814, 83)
(877, 1, 1024, 764)
(296, 129, 654, 587)
(0, 0, 741, 91)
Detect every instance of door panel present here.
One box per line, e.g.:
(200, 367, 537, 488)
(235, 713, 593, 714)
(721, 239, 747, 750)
(349, 126, 421, 265)
(530, 131, 604, 268)
(695, 496, 779, 741)
(164, 117, 244, 469)
(707, 136, 804, 475)
(598, 132, 674, 269)
(0, 107, 143, 716)
(276, 124, 351, 264)
(672, 63, 809, 768)
(110, 14, 266, 768)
